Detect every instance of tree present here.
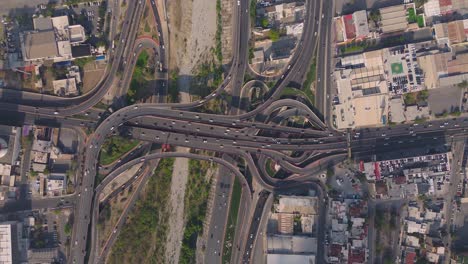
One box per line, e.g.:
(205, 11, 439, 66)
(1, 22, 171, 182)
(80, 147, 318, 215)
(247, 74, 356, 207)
(260, 17, 269, 28)
(268, 29, 280, 41)
(369, 9, 381, 26)
(414, 0, 428, 8)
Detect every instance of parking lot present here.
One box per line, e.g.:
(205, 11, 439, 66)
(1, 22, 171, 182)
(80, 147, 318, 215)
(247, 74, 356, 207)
(66, 1, 107, 39)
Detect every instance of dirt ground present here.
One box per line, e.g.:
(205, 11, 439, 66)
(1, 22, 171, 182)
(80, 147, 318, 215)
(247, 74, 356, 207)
(374, 204, 403, 264)
(98, 186, 135, 253)
(82, 61, 107, 94)
(137, 3, 159, 41)
(167, 0, 217, 103)
(165, 152, 190, 263)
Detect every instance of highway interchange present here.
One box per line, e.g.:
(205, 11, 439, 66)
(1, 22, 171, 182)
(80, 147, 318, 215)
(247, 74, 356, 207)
(0, 0, 466, 263)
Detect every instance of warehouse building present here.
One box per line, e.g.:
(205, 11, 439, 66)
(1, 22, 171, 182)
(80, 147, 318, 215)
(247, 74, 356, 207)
(20, 16, 86, 63)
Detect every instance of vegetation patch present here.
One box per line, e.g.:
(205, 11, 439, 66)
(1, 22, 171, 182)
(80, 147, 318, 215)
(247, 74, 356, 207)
(74, 57, 95, 68)
(99, 136, 139, 166)
(127, 50, 157, 104)
(403, 90, 428, 106)
(250, 0, 257, 26)
(179, 160, 214, 264)
(108, 158, 174, 264)
(391, 62, 404, 75)
(302, 56, 317, 103)
(222, 178, 242, 263)
(265, 159, 277, 177)
(407, 8, 417, 23)
(281, 87, 314, 105)
(168, 70, 180, 103)
(417, 15, 425, 28)
(215, 0, 223, 63)
(267, 29, 281, 41)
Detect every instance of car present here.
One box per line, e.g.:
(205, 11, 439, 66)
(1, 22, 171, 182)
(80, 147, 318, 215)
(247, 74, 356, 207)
(133, 105, 138, 109)
(237, 0, 240, 5)
(54, 111, 59, 115)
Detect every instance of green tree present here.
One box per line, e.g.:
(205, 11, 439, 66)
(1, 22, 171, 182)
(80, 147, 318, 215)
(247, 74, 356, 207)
(268, 29, 280, 41)
(369, 9, 381, 26)
(260, 17, 269, 28)
(414, 0, 428, 8)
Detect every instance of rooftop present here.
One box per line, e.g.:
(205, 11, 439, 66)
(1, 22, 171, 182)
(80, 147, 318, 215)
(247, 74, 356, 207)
(267, 235, 317, 254)
(278, 195, 318, 215)
(22, 31, 58, 61)
(266, 253, 316, 264)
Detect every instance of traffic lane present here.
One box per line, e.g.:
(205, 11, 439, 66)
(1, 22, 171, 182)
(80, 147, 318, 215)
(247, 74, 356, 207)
(92, 153, 253, 261)
(242, 191, 269, 263)
(130, 127, 348, 173)
(71, 2, 146, 260)
(127, 115, 341, 144)
(354, 118, 468, 138)
(131, 126, 347, 153)
(96, 165, 154, 263)
(98, 143, 148, 177)
(99, 164, 147, 205)
(130, 113, 329, 138)
(0, 109, 97, 128)
(0, 195, 75, 213)
(205, 165, 233, 262)
(230, 182, 253, 264)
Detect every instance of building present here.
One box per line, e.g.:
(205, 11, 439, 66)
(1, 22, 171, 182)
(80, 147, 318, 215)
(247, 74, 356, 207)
(20, 16, 86, 63)
(267, 254, 315, 264)
(46, 174, 66, 195)
(337, 10, 370, 42)
(267, 235, 317, 254)
(52, 78, 78, 97)
(267, 195, 319, 264)
(424, 0, 461, 17)
(434, 19, 468, 46)
(0, 224, 12, 264)
(0, 221, 28, 264)
(379, 4, 409, 33)
(327, 199, 368, 264)
(27, 248, 59, 263)
(418, 52, 468, 88)
(278, 195, 318, 215)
